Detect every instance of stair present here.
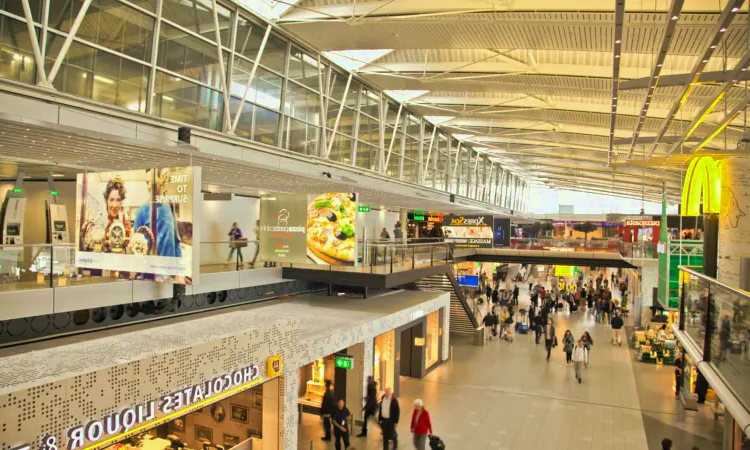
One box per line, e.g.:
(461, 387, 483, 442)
(413, 274, 477, 334)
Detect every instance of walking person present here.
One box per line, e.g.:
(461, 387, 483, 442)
(227, 222, 244, 264)
(332, 399, 351, 450)
(498, 306, 510, 337)
(572, 340, 588, 384)
(358, 376, 378, 437)
(250, 219, 260, 268)
(696, 369, 709, 404)
(581, 331, 593, 366)
(379, 387, 400, 450)
(562, 330, 575, 365)
(543, 318, 556, 361)
(380, 228, 391, 240)
(610, 311, 624, 346)
(321, 380, 335, 441)
(410, 399, 433, 450)
(528, 275, 534, 292)
(512, 284, 519, 306)
(483, 311, 495, 340)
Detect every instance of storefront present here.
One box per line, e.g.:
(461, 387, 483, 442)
(297, 350, 355, 416)
(442, 215, 493, 248)
(406, 211, 444, 239)
(621, 219, 661, 243)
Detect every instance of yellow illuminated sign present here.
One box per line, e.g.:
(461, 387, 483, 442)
(681, 156, 723, 216)
(268, 355, 283, 377)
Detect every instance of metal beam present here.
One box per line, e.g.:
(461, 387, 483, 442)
(317, 54, 327, 153)
(211, 0, 231, 131)
(325, 73, 353, 158)
(644, 0, 745, 159)
(230, 25, 272, 134)
(21, 0, 49, 87)
(612, 135, 701, 145)
(690, 94, 750, 153)
(47, 0, 92, 85)
(421, 126, 437, 184)
(620, 70, 750, 90)
(423, 50, 514, 81)
(624, 0, 685, 162)
(384, 103, 403, 169)
(664, 52, 750, 157)
(607, 0, 625, 167)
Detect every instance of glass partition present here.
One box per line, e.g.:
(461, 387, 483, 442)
(681, 270, 710, 348)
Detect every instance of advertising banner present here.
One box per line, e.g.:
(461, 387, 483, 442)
(307, 193, 357, 265)
(259, 194, 308, 263)
(75, 167, 201, 285)
(493, 217, 511, 248)
(555, 265, 579, 277)
(443, 215, 493, 248)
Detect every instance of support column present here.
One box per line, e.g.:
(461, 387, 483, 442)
(345, 342, 366, 434)
(718, 157, 750, 286)
(703, 214, 719, 278)
(399, 208, 408, 242)
(281, 371, 299, 449)
(262, 377, 281, 450)
(638, 260, 659, 326)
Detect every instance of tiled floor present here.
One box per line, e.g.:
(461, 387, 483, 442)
(298, 268, 722, 450)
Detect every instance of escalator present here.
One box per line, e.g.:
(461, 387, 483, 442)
(413, 273, 479, 334)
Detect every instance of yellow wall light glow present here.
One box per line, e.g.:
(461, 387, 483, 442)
(681, 156, 722, 216)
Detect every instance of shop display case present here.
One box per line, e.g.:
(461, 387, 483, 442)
(425, 311, 440, 369)
(374, 330, 395, 392)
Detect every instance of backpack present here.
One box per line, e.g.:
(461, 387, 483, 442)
(429, 435, 446, 450)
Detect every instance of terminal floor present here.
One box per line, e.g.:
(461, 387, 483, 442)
(298, 273, 722, 450)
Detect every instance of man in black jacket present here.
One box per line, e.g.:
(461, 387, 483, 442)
(378, 387, 400, 449)
(358, 376, 378, 437)
(512, 284, 519, 305)
(610, 311, 624, 346)
(321, 380, 335, 441)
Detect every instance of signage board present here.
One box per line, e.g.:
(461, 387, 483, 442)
(75, 167, 201, 285)
(260, 194, 308, 264)
(408, 211, 443, 222)
(493, 217, 511, 247)
(267, 355, 283, 378)
(307, 193, 357, 266)
(456, 274, 479, 286)
(555, 265, 578, 277)
(443, 215, 493, 248)
(357, 205, 371, 212)
(334, 355, 354, 370)
(625, 220, 660, 227)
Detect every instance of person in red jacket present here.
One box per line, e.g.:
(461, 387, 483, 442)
(410, 399, 433, 450)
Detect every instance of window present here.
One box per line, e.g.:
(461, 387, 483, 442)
(289, 47, 321, 90)
(327, 133, 353, 164)
(357, 113, 380, 148)
(329, 75, 359, 108)
(285, 81, 320, 125)
(230, 61, 282, 111)
(235, 16, 287, 74)
(326, 101, 355, 136)
(158, 23, 227, 90)
(1, 0, 44, 22)
(360, 89, 379, 118)
(153, 71, 223, 130)
(0, 16, 38, 85)
(161, 0, 231, 44)
(282, 117, 320, 156)
(253, 105, 280, 146)
(355, 142, 378, 172)
(46, 40, 148, 112)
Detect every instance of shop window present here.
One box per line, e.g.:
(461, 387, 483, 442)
(374, 330, 396, 392)
(425, 310, 440, 368)
(154, 71, 223, 130)
(0, 16, 38, 85)
(46, 41, 149, 113)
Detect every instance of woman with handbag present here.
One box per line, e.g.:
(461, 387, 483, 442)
(227, 222, 244, 264)
(543, 318, 556, 361)
(562, 330, 575, 365)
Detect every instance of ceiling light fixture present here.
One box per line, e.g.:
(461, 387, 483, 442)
(671, 15, 679, 20)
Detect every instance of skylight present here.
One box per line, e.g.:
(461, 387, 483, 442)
(384, 90, 429, 103)
(322, 50, 392, 72)
(236, 0, 298, 20)
(424, 116, 454, 125)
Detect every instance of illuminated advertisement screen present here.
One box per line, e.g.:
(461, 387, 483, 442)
(443, 215, 493, 248)
(555, 265, 578, 277)
(259, 194, 308, 264)
(75, 167, 201, 285)
(493, 217, 511, 247)
(307, 193, 357, 265)
(456, 274, 479, 287)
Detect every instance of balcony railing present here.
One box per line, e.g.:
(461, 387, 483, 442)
(678, 266, 750, 412)
(508, 237, 658, 258)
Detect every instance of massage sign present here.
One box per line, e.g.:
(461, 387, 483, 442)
(13, 365, 262, 450)
(442, 215, 494, 248)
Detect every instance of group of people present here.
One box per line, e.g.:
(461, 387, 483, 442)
(320, 377, 435, 450)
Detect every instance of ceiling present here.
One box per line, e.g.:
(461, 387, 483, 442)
(271, 0, 750, 203)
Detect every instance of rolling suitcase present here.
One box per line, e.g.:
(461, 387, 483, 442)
(429, 435, 446, 450)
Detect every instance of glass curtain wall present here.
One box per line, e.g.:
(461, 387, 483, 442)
(0, 0, 519, 210)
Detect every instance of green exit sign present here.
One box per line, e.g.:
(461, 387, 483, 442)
(414, 210, 425, 214)
(358, 206, 371, 212)
(334, 356, 353, 370)
(413, 215, 425, 221)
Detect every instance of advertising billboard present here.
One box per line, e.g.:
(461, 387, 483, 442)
(442, 215, 493, 248)
(259, 194, 308, 263)
(307, 193, 357, 265)
(75, 167, 201, 285)
(493, 217, 511, 247)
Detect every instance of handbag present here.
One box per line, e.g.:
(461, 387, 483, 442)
(553, 336, 558, 348)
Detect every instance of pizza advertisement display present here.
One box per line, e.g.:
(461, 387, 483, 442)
(306, 193, 357, 265)
(443, 215, 493, 248)
(259, 194, 308, 264)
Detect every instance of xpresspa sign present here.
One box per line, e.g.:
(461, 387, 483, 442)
(24, 365, 262, 450)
